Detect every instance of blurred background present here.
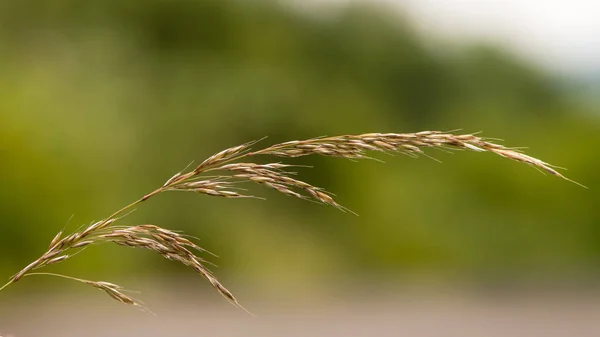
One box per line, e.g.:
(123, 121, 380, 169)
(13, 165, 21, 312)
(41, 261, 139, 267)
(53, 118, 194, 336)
(1, 0, 599, 336)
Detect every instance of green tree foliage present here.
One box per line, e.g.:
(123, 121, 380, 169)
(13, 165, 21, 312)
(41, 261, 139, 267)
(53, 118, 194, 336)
(1, 0, 598, 292)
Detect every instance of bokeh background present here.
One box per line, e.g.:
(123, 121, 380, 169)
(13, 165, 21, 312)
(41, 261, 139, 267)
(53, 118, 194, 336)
(1, 0, 599, 336)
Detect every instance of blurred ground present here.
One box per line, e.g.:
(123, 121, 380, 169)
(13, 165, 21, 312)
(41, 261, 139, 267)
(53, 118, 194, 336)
(3, 287, 600, 337)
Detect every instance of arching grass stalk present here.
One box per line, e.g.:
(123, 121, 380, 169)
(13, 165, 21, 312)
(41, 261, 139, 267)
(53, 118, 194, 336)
(0, 131, 581, 311)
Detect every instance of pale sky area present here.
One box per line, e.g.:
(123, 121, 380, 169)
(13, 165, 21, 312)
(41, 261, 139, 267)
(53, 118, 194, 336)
(298, 0, 600, 77)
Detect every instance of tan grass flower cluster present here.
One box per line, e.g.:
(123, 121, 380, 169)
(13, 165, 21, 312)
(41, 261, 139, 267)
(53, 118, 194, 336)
(0, 131, 578, 311)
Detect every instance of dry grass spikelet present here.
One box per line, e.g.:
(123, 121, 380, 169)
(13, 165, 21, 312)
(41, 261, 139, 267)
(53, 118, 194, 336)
(0, 131, 582, 312)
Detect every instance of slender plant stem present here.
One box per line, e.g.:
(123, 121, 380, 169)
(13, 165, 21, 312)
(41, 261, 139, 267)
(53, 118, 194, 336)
(93, 186, 168, 231)
(23, 272, 91, 284)
(0, 280, 13, 292)
(104, 200, 144, 221)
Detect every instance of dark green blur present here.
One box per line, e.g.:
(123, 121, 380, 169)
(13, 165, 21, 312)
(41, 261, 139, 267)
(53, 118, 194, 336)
(1, 0, 598, 294)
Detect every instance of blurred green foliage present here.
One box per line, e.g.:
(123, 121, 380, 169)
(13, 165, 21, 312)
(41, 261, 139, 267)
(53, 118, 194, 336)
(1, 0, 599, 293)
